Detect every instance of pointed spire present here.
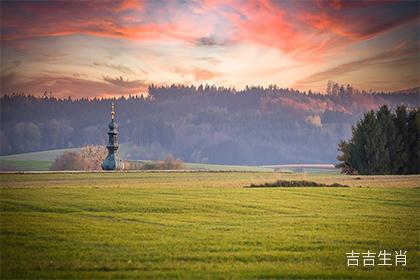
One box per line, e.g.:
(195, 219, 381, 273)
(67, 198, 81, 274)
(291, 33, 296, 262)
(111, 102, 115, 120)
(102, 101, 123, 170)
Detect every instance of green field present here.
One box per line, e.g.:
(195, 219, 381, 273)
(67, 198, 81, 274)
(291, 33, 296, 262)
(0, 172, 419, 279)
(1, 146, 337, 173)
(0, 159, 272, 172)
(0, 148, 82, 162)
(0, 160, 53, 171)
(0, 146, 274, 172)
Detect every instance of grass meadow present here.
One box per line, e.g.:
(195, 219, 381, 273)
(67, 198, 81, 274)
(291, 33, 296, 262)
(0, 172, 419, 279)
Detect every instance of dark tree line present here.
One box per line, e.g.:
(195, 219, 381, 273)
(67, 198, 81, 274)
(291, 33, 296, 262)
(1, 83, 419, 165)
(337, 105, 420, 174)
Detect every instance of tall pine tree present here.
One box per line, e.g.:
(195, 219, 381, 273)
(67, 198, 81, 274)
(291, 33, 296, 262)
(407, 109, 420, 174)
(350, 111, 381, 174)
(336, 140, 355, 174)
(394, 106, 409, 174)
(376, 105, 403, 174)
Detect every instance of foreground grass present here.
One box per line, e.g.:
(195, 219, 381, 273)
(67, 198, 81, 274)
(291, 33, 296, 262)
(0, 172, 419, 279)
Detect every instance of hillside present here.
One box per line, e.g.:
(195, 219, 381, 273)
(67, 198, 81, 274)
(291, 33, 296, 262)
(1, 84, 418, 165)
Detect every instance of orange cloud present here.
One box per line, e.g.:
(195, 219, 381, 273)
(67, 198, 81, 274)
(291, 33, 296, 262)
(216, 0, 349, 61)
(114, 0, 144, 12)
(173, 67, 221, 81)
(226, 0, 304, 53)
(193, 68, 221, 81)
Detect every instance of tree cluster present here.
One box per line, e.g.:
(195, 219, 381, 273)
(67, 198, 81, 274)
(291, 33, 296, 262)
(337, 105, 420, 175)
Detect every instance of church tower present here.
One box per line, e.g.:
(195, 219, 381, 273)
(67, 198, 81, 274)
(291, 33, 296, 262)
(101, 102, 124, 170)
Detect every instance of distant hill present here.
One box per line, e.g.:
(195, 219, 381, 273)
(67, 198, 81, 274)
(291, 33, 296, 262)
(1, 83, 419, 165)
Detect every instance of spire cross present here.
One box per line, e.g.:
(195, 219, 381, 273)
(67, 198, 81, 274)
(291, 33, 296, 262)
(111, 102, 115, 120)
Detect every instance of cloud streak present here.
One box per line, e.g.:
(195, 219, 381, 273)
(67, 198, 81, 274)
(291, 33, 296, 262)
(93, 62, 136, 75)
(103, 76, 147, 89)
(1, 73, 147, 98)
(294, 44, 419, 87)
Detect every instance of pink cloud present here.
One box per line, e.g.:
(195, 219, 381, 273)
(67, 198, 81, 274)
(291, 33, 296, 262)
(300, 10, 417, 41)
(228, 0, 304, 54)
(0, 1, 195, 43)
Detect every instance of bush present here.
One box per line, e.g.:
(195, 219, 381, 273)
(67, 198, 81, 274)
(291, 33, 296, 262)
(80, 145, 107, 170)
(161, 155, 184, 170)
(123, 161, 141, 170)
(50, 145, 107, 171)
(50, 152, 85, 171)
(245, 180, 349, 188)
(125, 155, 185, 170)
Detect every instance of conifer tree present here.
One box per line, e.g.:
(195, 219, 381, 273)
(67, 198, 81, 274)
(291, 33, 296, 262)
(376, 105, 401, 174)
(394, 106, 409, 174)
(336, 140, 355, 174)
(350, 111, 380, 174)
(407, 109, 420, 174)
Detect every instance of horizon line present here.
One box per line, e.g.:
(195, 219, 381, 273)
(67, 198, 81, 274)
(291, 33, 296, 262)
(1, 82, 419, 101)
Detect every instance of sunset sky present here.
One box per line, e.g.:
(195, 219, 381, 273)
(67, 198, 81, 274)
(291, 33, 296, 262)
(1, 0, 419, 98)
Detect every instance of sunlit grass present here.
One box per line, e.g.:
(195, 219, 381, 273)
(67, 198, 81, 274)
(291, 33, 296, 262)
(0, 172, 419, 279)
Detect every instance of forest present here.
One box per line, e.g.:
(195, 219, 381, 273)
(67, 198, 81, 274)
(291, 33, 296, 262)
(1, 82, 419, 165)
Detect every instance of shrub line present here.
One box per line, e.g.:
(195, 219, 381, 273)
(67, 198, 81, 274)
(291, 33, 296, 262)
(245, 179, 350, 188)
